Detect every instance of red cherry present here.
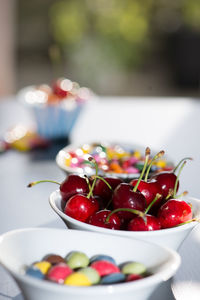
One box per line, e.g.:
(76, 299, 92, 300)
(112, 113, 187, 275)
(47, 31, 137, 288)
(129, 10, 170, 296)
(151, 172, 178, 198)
(64, 194, 99, 222)
(128, 215, 161, 231)
(112, 183, 146, 220)
(60, 175, 89, 202)
(157, 199, 192, 229)
(93, 177, 122, 207)
(87, 209, 121, 230)
(151, 157, 192, 198)
(130, 179, 162, 207)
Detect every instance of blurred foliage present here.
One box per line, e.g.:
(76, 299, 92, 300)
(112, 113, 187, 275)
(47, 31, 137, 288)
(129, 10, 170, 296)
(49, 0, 154, 69)
(48, 0, 200, 71)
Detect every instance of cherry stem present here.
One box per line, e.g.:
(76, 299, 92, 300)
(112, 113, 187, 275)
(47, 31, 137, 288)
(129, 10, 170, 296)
(165, 189, 174, 200)
(145, 193, 161, 214)
(176, 191, 188, 199)
(173, 157, 192, 173)
(175, 218, 199, 227)
(27, 180, 60, 188)
(144, 150, 165, 182)
(105, 208, 144, 223)
(133, 147, 151, 192)
(173, 161, 186, 198)
(87, 157, 98, 199)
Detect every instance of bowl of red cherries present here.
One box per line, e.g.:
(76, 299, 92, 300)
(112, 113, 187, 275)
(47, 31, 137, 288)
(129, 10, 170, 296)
(29, 147, 200, 250)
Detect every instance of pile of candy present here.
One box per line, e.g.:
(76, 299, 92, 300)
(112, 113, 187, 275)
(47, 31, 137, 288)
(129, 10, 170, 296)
(64, 142, 173, 175)
(25, 251, 148, 286)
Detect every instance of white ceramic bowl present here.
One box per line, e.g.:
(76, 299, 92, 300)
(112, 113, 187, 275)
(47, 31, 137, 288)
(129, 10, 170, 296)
(0, 228, 180, 300)
(49, 190, 200, 250)
(56, 142, 174, 180)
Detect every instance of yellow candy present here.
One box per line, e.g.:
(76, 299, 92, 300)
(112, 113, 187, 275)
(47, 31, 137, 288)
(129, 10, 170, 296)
(133, 150, 141, 159)
(64, 272, 91, 286)
(156, 160, 167, 168)
(81, 144, 91, 154)
(64, 153, 72, 167)
(33, 261, 51, 274)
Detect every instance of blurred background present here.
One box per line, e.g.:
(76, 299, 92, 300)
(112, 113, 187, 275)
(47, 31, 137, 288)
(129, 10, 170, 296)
(1, 0, 200, 97)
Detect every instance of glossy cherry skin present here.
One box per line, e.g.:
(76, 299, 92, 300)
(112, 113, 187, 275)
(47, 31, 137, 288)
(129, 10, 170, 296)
(151, 172, 179, 198)
(87, 210, 121, 230)
(112, 183, 146, 220)
(130, 179, 162, 207)
(93, 177, 123, 207)
(60, 175, 89, 202)
(64, 194, 99, 222)
(157, 199, 192, 229)
(127, 215, 161, 231)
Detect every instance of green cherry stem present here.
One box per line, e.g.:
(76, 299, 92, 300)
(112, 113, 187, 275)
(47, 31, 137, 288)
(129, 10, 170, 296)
(86, 157, 98, 199)
(144, 193, 162, 214)
(93, 175, 114, 210)
(27, 180, 60, 188)
(175, 218, 199, 227)
(105, 208, 144, 224)
(173, 161, 186, 198)
(165, 189, 174, 200)
(144, 150, 165, 182)
(173, 157, 193, 173)
(133, 147, 151, 192)
(176, 191, 188, 199)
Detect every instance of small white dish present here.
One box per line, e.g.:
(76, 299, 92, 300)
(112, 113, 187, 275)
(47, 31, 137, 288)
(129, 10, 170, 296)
(0, 227, 180, 300)
(49, 190, 200, 250)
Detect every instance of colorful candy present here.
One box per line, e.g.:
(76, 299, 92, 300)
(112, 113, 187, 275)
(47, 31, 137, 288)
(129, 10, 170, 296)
(25, 251, 149, 286)
(63, 143, 173, 176)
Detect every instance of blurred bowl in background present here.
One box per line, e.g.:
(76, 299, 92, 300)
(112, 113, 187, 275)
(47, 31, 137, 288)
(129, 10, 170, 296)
(0, 228, 180, 300)
(56, 141, 174, 181)
(17, 78, 91, 139)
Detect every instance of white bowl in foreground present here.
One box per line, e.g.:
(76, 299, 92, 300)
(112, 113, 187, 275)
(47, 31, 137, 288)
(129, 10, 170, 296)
(49, 190, 200, 250)
(0, 228, 180, 300)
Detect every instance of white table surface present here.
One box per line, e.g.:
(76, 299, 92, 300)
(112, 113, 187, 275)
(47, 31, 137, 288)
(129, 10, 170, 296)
(0, 96, 200, 299)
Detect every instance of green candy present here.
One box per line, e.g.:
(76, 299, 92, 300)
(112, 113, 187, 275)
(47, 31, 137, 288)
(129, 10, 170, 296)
(78, 267, 100, 285)
(121, 262, 146, 275)
(66, 251, 89, 269)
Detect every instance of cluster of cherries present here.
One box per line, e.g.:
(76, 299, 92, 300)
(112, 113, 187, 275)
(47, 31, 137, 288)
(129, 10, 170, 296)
(28, 147, 195, 231)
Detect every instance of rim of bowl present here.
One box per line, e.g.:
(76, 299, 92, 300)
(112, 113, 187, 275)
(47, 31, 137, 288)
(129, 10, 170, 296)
(0, 227, 180, 295)
(55, 142, 174, 180)
(49, 190, 200, 237)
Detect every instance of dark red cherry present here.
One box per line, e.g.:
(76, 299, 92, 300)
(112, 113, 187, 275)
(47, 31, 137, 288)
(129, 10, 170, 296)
(128, 215, 161, 231)
(87, 209, 121, 230)
(93, 177, 122, 207)
(112, 183, 146, 220)
(64, 194, 99, 222)
(151, 172, 178, 198)
(130, 179, 162, 207)
(60, 175, 89, 202)
(157, 199, 192, 229)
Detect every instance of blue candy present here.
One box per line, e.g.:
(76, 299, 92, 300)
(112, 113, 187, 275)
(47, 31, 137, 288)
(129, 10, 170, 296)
(100, 273, 126, 284)
(90, 255, 116, 265)
(26, 266, 44, 280)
